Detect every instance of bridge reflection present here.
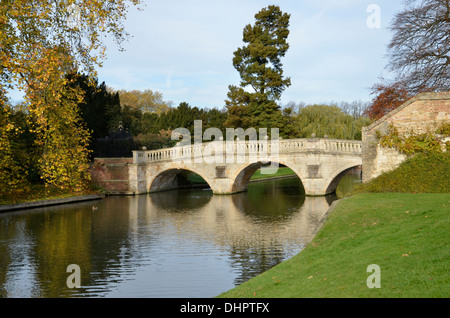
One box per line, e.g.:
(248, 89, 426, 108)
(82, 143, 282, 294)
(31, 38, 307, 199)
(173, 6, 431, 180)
(127, 180, 335, 285)
(0, 178, 337, 297)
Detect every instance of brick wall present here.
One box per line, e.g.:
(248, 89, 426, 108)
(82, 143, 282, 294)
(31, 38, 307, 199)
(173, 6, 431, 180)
(362, 92, 450, 183)
(90, 158, 133, 194)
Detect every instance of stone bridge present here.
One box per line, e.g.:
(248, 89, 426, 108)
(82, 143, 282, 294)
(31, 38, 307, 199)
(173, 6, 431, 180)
(92, 138, 362, 196)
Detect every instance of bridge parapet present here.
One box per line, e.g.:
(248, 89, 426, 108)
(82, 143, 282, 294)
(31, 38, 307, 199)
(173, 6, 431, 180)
(132, 138, 362, 164)
(280, 138, 362, 154)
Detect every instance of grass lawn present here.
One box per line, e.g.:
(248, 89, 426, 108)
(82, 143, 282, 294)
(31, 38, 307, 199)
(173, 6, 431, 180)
(187, 166, 297, 184)
(218, 192, 450, 298)
(249, 166, 296, 180)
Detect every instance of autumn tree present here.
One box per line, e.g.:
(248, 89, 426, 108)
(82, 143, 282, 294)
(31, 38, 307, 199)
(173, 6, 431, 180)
(225, 5, 291, 132)
(26, 51, 93, 191)
(0, 90, 28, 193)
(0, 0, 141, 192)
(386, 0, 450, 93)
(365, 81, 412, 120)
(112, 88, 172, 114)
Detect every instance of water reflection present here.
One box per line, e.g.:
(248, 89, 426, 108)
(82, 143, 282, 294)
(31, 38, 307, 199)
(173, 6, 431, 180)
(0, 176, 357, 298)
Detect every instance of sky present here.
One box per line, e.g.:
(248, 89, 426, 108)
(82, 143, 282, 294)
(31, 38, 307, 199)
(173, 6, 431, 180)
(10, 0, 407, 109)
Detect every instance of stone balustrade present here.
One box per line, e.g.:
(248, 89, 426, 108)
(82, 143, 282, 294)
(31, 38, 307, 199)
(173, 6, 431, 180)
(133, 138, 362, 164)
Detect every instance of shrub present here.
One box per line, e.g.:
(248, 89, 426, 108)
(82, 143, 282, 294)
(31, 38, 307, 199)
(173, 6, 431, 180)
(353, 151, 450, 194)
(379, 124, 447, 155)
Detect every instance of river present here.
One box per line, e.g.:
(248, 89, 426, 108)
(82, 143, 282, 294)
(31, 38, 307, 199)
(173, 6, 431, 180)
(0, 174, 360, 298)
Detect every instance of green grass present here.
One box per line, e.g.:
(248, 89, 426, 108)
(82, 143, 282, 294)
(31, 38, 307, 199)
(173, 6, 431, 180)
(249, 166, 296, 180)
(218, 192, 450, 298)
(187, 166, 296, 184)
(353, 151, 450, 194)
(218, 152, 449, 298)
(185, 173, 208, 184)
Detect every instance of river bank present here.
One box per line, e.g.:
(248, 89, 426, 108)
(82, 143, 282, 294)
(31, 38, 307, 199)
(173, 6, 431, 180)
(218, 150, 450, 298)
(0, 176, 329, 298)
(0, 168, 298, 212)
(217, 192, 450, 298)
(0, 194, 104, 213)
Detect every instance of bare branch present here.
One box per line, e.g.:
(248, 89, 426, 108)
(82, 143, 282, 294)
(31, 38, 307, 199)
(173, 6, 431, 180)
(387, 0, 450, 93)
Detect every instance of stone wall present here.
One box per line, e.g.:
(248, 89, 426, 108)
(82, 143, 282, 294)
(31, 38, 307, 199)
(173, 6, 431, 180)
(91, 138, 363, 196)
(90, 158, 133, 194)
(130, 138, 363, 196)
(362, 92, 450, 183)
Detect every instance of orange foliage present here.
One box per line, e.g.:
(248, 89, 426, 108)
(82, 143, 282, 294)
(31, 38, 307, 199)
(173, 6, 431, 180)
(365, 82, 412, 120)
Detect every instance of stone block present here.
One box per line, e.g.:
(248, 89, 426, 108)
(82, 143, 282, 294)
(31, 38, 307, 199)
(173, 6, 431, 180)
(362, 92, 450, 183)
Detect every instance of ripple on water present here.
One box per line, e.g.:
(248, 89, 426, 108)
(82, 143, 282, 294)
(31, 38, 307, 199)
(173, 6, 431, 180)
(0, 176, 357, 297)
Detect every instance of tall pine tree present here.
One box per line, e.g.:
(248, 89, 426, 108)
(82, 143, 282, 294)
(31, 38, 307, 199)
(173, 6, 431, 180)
(225, 5, 291, 132)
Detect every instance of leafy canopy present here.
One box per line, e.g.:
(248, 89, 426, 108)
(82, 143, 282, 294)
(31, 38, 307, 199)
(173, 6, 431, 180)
(0, 0, 141, 192)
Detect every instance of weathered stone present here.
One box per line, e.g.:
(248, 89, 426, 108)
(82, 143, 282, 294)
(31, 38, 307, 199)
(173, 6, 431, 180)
(90, 158, 133, 194)
(362, 92, 450, 183)
(92, 138, 362, 196)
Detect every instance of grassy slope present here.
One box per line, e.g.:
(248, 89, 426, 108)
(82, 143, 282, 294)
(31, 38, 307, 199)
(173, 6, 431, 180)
(354, 151, 450, 194)
(218, 152, 450, 298)
(218, 193, 450, 298)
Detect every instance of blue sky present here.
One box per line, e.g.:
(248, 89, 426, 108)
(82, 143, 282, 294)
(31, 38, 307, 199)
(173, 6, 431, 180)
(10, 1, 406, 109)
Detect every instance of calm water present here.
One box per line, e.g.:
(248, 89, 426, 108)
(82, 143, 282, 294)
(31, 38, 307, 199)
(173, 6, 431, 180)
(0, 174, 360, 298)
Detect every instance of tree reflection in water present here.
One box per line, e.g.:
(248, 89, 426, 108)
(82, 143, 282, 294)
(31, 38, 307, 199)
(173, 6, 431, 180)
(0, 174, 360, 297)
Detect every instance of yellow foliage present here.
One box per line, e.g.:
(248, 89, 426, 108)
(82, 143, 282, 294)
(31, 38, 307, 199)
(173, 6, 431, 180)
(0, 93, 28, 193)
(0, 0, 141, 191)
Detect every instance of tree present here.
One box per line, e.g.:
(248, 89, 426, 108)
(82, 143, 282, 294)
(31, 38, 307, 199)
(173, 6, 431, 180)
(335, 100, 370, 119)
(203, 107, 228, 132)
(112, 88, 172, 114)
(150, 103, 227, 141)
(0, 92, 28, 193)
(159, 102, 204, 135)
(225, 5, 291, 131)
(386, 0, 450, 93)
(365, 81, 412, 120)
(280, 104, 299, 139)
(72, 74, 121, 140)
(116, 105, 143, 136)
(0, 0, 141, 192)
(295, 105, 371, 140)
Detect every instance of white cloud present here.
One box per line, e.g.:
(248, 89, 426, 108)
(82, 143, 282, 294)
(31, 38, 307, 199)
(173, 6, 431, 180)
(97, 0, 405, 108)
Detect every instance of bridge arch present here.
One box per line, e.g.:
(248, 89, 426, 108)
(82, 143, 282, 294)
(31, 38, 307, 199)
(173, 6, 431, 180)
(120, 138, 363, 196)
(230, 161, 305, 194)
(149, 168, 213, 193)
(324, 164, 362, 195)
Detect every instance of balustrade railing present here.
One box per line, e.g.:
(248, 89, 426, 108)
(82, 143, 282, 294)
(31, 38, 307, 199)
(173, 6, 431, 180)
(133, 138, 362, 164)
